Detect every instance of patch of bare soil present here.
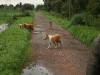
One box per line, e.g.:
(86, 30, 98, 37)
(30, 12, 90, 75)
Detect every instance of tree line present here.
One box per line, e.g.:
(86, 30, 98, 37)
(0, 2, 34, 11)
(36, 0, 100, 18)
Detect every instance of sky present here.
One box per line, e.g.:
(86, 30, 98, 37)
(0, 0, 44, 6)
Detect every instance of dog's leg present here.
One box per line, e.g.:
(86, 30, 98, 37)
(50, 25, 52, 29)
(48, 43, 51, 49)
(57, 40, 62, 46)
(53, 42, 57, 48)
(58, 40, 63, 48)
(55, 45, 57, 48)
(50, 26, 52, 29)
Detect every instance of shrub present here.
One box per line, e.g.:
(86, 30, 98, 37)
(70, 13, 94, 26)
(12, 15, 17, 20)
(18, 11, 31, 17)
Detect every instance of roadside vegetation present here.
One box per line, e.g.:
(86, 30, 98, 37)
(0, 9, 34, 75)
(36, 0, 100, 47)
(0, 10, 19, 24)
(40, 11, 100, 47)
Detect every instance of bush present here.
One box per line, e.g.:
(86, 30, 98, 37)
(18, 11, 31, 17)
(12, 15, 17, 20)
(70, 13, 94, 26)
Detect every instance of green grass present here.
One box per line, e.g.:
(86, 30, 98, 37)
(0, 9, 20, 24)
(0, 10, 34, 75)
(68, 25, 100, 46)
(40, 11, 100, 47)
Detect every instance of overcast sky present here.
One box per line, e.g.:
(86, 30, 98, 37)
(0, 0, 44, 6)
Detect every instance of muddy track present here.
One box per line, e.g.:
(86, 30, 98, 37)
(30, 12, 90, 75)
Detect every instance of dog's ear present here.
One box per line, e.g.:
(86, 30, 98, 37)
(43, 34, 48, 40)
(46, 34, 48, 36)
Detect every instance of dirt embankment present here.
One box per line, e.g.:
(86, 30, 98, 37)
(30, 12, 90, 75)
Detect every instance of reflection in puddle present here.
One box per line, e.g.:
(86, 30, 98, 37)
(35, 28, 41, 31)
(34, 32, 40, 34)
(22, 64, 53, 75)
(34, 28, 43, 31)
(37, 24, 42, 26)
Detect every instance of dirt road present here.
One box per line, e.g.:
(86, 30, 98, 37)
(30, 12, 90, 75)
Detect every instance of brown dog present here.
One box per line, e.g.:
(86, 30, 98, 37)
(19, 23, 34, 31)
(24, 24, 34, 31)
(48, 21, 52, 29)
(19, 23, 27, 28)
(44, 34, 62, 49)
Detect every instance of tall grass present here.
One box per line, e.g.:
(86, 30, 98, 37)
(40, 11, 100, 47)
(0, 10, 34, 75)
(68, 25, 99, 46)
(0, 10, 20, 24)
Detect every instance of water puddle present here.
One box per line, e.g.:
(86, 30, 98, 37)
(35, 28, 41, 31)
(37, 24, 42, 26)
(22, 64, 53, 75)
(34, 28, 43, 31)
(0, 24, 8, 33)
(34, 32, 40, 34)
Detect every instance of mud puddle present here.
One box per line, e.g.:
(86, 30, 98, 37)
(22, 63, 53, 75)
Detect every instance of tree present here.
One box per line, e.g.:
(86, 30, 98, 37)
(21, 3, 34, 11)
(87, 0, 100, 17)
(36, 4, 44, 11)
(15, 3, 21, 10)
(0, 4, 5, 9)
(43, 0, 90, 18)
(9, 4, 13, 10)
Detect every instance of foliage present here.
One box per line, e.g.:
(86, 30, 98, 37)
(0, 10, 19, 24)
(35, 4, 44, 11)
(42, 0, 100, 19)
(43, 0, 89, 18)
(70, 13, 100, 29)
(14, 2, 22, 10)
(0, 10, 33, 75)
(70, 13, 94, 26)
(40, 0, 100, 29)
(68, 25, 100, 46)
(21, 3, 34, 11)
(87, 0, 100, 17)
(0, 9, 32, 25)
(19, 11, 31, 17)
(40, 11, 100, 47)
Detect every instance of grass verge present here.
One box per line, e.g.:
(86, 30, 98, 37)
(0, 11, 33, 75)
(40, 11, 100, 47)
(0, 10, 20, 24)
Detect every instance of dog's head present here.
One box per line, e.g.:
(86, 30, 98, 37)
(43, 34, 49, 40)
(23, 23, 28, 28)
(49, 21, 52, 24)
(19, 24, 22, 28)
